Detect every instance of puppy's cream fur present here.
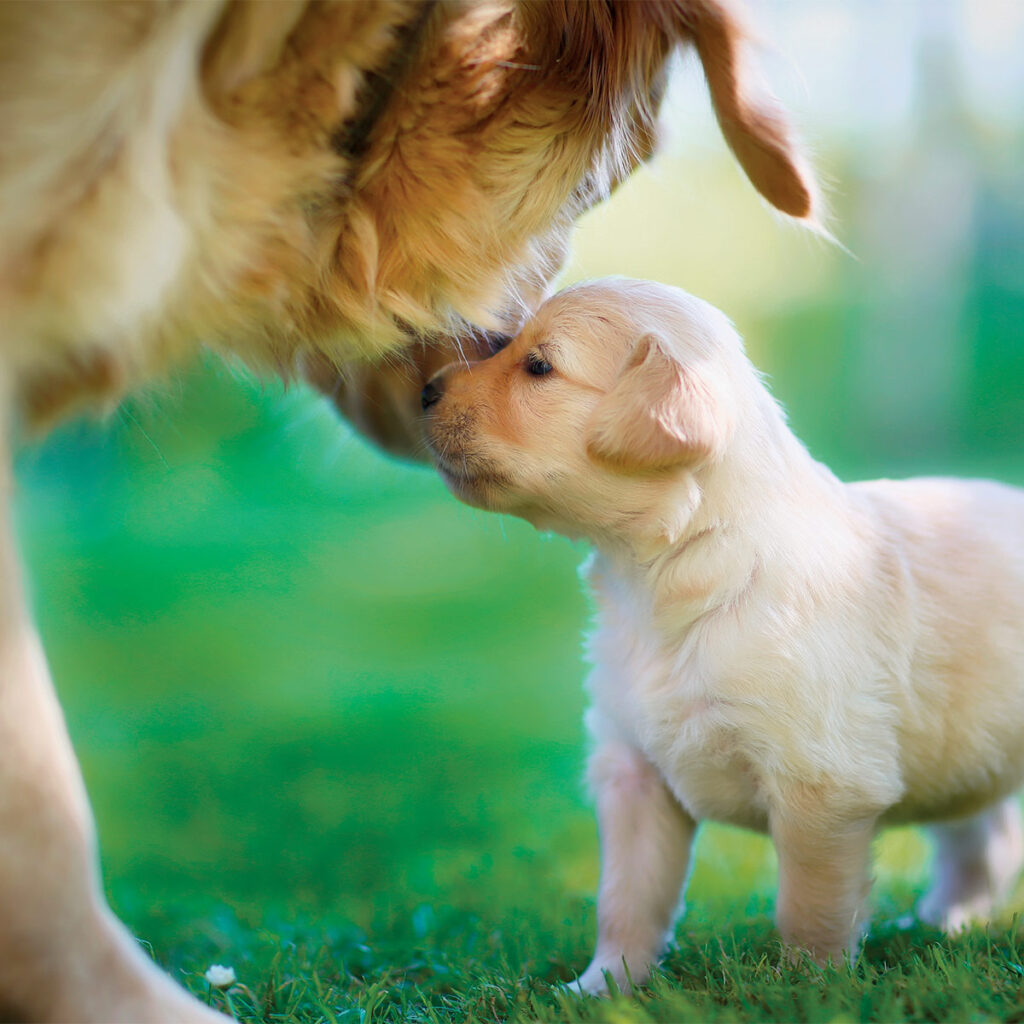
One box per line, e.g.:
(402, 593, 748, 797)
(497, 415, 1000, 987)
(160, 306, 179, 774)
(424, 279, 1024, 992)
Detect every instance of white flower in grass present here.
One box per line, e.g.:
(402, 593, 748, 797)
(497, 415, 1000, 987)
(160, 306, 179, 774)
(205, 964, 236, 989)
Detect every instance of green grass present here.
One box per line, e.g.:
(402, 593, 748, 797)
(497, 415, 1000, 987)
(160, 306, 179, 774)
(104, 869, 1024, 1024)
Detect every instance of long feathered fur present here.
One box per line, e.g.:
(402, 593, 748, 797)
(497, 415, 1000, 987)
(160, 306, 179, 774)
(0, 0, 814, 435)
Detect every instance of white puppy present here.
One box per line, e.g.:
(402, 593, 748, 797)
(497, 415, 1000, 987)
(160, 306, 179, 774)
(421, 278, 1024, 994)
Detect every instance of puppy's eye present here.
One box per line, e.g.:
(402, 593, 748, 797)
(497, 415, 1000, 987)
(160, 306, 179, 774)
(525, 353, 553, 377)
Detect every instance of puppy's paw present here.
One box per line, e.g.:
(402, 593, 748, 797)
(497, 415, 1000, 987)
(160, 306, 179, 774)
(574, 955, 650, 996)
(575, 963, 615, 997)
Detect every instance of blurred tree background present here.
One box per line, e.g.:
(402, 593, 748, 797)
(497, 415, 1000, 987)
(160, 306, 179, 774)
(12, 0, 1024, 984)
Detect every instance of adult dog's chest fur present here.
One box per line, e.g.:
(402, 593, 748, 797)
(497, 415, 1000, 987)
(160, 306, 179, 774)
(584, 560, 771, 832)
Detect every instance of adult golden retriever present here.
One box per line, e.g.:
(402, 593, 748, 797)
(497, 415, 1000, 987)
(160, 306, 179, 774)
(0, 2, 812, 1020)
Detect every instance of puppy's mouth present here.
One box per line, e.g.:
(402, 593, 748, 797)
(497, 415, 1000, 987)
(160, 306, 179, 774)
(429, 449, 510, 507)
(433, 453, 508, 489)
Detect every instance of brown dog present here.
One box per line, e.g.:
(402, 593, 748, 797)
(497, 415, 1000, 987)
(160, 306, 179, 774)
(0, 2, 812, 1020)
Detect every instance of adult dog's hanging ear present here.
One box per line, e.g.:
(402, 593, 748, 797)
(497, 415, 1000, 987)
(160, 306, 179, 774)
(662, 0, 817, 220)
(585, 335, 733, 473)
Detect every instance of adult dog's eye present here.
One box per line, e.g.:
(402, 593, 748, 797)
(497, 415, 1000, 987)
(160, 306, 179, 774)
(526, 353, 553, 376)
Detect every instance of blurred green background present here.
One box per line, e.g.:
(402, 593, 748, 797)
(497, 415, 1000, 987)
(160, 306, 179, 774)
(12, 0, 1024, 991)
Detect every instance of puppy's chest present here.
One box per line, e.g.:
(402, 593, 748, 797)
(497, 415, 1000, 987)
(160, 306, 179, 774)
(587, 611, 768, 831)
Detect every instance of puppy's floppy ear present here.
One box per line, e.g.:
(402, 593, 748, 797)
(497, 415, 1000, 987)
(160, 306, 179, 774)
(654, 1, 816, 220)
(585, 334, 733, 472)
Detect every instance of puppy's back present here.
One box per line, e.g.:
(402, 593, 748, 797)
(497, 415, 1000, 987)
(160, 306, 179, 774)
(854, 476, 1024, 820)
(854, 476, 1024, 603)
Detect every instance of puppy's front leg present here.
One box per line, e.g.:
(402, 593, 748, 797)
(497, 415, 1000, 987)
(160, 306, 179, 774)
(577, 740, 696, 995)
(772, 808, 876, 963)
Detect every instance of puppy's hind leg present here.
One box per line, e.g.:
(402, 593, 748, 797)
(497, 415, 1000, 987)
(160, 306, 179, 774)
(918, 798, 1024, 932)
(0, 490, 223, 1021)
(576, 739, 696, 996)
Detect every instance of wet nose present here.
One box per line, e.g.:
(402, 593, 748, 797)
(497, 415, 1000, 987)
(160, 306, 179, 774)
(421, 377, 444, 410)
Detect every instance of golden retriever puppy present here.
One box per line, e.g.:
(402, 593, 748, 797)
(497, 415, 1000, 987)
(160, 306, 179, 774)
(422, 278, 1024, 993)
(0, 3, 815, 1020)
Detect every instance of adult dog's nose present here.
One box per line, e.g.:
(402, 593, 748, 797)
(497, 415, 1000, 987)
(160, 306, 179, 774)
(421, 377, 444, 410)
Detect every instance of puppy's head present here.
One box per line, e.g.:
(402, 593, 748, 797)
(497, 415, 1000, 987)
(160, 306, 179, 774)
(423, 279, 743, 543)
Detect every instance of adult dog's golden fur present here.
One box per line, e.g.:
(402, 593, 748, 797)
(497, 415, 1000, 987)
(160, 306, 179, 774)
(0, 2, 813, 1020)
(1, 0, 813, 436)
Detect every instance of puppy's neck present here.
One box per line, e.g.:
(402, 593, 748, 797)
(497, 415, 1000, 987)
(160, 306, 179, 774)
(592, 501, 753, 635)
(590, 402, 847, 636)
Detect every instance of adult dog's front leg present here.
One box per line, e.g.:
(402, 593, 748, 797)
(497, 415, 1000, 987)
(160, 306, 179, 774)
(0, 497, 222, 1022)
(577, 740, 696, 995)
(772, 808, 876, 963)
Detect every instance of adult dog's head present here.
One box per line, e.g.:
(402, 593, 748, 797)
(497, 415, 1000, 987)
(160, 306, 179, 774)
(301, 0, 817, 458)
(1, 0, 812, 439)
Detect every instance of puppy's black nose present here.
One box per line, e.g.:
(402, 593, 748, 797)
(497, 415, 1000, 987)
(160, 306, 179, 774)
(421, 378, 444, 410)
